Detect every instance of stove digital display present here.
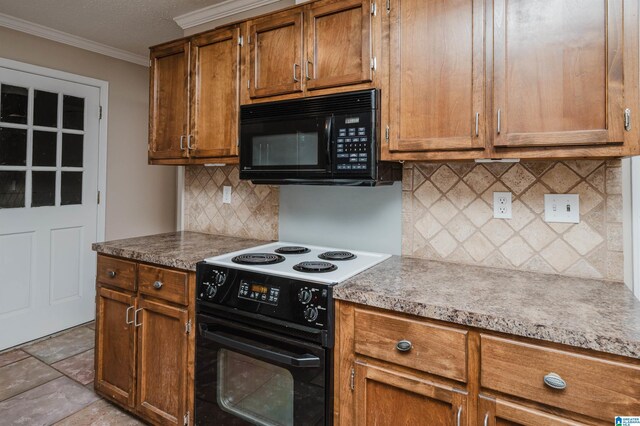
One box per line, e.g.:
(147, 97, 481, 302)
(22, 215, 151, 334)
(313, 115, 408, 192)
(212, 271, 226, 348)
(239, 280, 280, 305)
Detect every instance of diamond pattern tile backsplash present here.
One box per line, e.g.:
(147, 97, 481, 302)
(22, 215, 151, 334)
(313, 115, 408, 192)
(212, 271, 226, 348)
(402, 160, 624, 281)
(184, 166, 278, 241)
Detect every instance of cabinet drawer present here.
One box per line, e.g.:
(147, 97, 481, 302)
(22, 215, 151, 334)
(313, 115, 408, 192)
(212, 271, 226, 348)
(480, 335, 640, 420)
(97, 255, 137, 291)
(138, 264, 188, 306)
(354, 309, 468, 382)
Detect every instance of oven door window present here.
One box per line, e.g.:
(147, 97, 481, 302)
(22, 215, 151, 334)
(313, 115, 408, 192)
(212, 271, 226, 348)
(217, 349, 293, 426)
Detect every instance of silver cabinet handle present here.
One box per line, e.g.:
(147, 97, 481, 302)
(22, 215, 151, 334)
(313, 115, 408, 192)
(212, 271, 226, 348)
(179, 135, 185, 150)
(153, 280, 163, 290)
(456, 406, 462, 426)
(134, 308, 143, 327)
(625, 108, 631, 131)
(187, 135, 193, 150)
(305, 60, 313, 80)
(125, 306, 134, 325)
(475, 112, 479, 137)
(497, 109, 501, 134)
(483, 413, 489, 426)
(395, 340, 412, 352)
(107, 270, 116, 279)
(293, 63, 300, 82)
(543, 372, 567, 390)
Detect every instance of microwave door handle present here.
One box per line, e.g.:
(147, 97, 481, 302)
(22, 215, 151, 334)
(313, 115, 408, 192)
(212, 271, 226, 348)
(200, 327, 321, 368)
(325, 116, 333, 170)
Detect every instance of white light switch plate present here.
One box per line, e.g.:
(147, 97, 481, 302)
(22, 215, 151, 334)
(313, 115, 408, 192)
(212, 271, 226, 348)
(493, 192, 512, 219)
(544, 194, 579, 223)
(222, 186, 232, 204)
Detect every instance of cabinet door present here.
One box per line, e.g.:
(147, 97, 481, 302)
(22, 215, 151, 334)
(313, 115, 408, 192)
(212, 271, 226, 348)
(386, 0, 485, 152)
(249, 9, 305, 98)
(354, 362, 467, 425)
(136, 298, 188, 425)
(478, 396, 590, 425)
(492, 0, 624, 148)
(306, 0, 373, 90)
(190, 27, 241, 159)
(95, 286, 136, 408)
(149, 40, 190, 160)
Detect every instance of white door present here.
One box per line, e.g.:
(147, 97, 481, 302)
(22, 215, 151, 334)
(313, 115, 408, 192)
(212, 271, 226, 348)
(0, 66, 101, 350)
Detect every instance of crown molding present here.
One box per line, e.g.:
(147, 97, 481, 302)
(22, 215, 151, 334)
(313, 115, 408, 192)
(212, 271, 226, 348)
(174, 0, 282, 29)
(0, 12, 149, 67)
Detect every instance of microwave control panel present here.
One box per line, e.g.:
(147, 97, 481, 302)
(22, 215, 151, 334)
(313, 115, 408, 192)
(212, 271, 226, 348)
(334, 113, 373, 173)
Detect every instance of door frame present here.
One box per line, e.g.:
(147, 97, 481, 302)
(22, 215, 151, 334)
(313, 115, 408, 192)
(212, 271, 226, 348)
(0, 57, 108, 242)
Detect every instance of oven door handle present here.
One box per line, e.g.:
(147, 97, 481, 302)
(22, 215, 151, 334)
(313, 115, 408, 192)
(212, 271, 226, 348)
(200, 327, 321, 368)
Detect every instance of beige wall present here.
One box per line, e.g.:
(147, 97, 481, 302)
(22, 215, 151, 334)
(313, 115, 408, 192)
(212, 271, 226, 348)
(0, 27, 176, 240)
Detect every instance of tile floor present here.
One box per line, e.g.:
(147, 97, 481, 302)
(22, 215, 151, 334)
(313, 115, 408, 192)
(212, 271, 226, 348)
(0, 323, 145, 425)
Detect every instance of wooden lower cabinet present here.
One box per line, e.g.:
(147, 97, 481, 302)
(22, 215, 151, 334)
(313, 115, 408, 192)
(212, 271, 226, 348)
(95, 255, 194, 426)
(354, 361, 468, 425)
(478, 396, 588, 426)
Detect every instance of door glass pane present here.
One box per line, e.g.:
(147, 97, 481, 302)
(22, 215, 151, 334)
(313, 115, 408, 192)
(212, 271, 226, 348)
(32, 131, 57, 167)
(61, 172, 82, 205)
(32, 171, 55, 207)
(33, 90, 58, 128)
(217, 349, 294, 426)
(252, 133, 319, 166)
(0, 171, 26, 208)
(0, 84, 28, 124)
(63, 95, 84, 130)
(62, 133, 83, 167)
(0, 127, 27, 166)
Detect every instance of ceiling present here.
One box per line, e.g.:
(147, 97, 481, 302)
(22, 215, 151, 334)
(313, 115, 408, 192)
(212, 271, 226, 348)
(0, 0, 227, 57)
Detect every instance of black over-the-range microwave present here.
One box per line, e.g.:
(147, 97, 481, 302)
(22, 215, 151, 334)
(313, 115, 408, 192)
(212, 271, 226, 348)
(239, 89, 401, 186)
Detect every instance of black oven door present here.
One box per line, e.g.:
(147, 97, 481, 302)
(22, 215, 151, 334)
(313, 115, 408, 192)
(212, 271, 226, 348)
(239, 115, 332, 181)
(195, 314, 327, 426)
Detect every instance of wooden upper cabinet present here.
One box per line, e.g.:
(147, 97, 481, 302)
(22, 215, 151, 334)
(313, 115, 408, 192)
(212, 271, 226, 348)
(354, 362, 468, 425)
(386, 0, 485, 153)
(190, 27, 241, 158)
(149, 40, 190, 160)
(492, 0, 624, 148)
(306, 0, 373, 90)
(249, 9, 305, 98)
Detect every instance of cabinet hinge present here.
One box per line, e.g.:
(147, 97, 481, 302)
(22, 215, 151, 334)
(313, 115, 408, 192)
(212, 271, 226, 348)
(247, 79, 251, 89)
(370, 57, 377, 71)
(350, 368, 355, 391)
(247, 35, 251, 44)
(97, 190, 101, 205)
(371, 2, 377, 15)
(625, 108, 631, 131)
(185, 319, 192, 334)
(386, 0, 390, 13)
(385, 125, 389, 141)
(238, 36, 244, 46)
(183, 411, 190, 426)
(99, 106, 103, 120)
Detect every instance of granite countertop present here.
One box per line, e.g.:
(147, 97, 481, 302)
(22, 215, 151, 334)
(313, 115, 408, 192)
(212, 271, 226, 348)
(334, 256, 640, 359)
(92, 231, 269, 271)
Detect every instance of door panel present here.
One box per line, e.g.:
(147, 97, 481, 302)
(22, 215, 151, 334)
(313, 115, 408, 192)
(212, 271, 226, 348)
(354, 362, 467, 425)
(95, 286, 136, 408)
(0, 66, 100, 350)
(136, 298, 188, 425)
(190, 26, 241, 158)
(307, 0, 373, 90)
(478, 396, 590, 425)
(387, 0, 485, 152)
(492, 0, 624, 147)
(250, 9, 305, 98)
(149, 40, 189, 159)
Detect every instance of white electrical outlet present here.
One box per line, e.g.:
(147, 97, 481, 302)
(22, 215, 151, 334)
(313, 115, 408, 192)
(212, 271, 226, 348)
(544, 194, 579, 223)
(493, 192, 512, 219)
(222, 186, 232, 204)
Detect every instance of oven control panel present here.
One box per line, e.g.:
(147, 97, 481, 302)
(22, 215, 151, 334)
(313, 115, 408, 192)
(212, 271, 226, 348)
(296, 285, 329, 325)
(334, 113, 373, 174)
(238, 280, 280, 306)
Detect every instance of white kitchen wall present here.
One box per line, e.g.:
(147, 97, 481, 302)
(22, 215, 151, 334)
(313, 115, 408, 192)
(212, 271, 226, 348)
(279, 183, 402, 254)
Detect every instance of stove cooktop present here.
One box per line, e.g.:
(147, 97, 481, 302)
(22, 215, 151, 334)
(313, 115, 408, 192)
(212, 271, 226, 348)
(203, 242, 391, 285)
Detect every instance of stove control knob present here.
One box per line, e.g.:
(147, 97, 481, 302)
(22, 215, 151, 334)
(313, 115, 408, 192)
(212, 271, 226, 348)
(298, 289, 312, 304)
(204, 283, 217, 300)
(304, 306, 318, 322)
(214, 271, 227, 286)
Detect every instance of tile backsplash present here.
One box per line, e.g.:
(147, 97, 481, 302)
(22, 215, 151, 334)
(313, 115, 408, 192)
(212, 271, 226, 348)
(402, 160, 623, 281)
(184, 166, 279, 241)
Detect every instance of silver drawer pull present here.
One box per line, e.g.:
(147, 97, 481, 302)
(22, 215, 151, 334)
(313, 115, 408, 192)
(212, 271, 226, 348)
(153, 280, 163, 290)
(107, 270, 116, 279)
(543, 372, 567, 390)
(134, 308, 143, 327)
(125, 306, 134, 325)
(396, 340, 412, 352)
